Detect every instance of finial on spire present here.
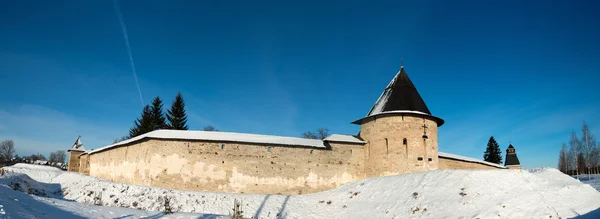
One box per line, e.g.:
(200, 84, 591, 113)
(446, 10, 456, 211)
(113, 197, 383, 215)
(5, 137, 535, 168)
(400, 58, 404, 69)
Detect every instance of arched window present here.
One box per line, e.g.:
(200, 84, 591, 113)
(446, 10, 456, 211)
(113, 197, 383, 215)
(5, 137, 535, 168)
(403, 138, 407, 145)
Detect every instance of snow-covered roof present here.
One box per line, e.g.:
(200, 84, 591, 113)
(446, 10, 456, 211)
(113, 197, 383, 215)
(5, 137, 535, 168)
(324, 134, 365, 144)
(89, 130, 327, 154)
(438, 152, 507, 169)
(67, 136, 86, 152)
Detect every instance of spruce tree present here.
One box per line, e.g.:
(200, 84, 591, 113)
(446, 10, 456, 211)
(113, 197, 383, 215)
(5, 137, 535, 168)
(166, 92, 189, 130)
(483, 136, 503, 164)
(150, 96, 167, 130)
(129, 105, 154, 138)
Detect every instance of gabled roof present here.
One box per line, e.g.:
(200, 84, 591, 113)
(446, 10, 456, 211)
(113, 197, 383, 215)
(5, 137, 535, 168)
(89, 130, 328, 154)
(324, 134, 366, 144)
(67, 136, 86, 152)
(353, 67, 444, 126)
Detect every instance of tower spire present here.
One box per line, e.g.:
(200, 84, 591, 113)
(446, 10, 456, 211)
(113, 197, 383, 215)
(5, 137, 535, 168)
(400, 58, 404, 69)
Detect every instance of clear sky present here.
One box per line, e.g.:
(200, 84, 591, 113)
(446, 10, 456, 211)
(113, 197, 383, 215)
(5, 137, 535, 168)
(1, 0, 599, 168)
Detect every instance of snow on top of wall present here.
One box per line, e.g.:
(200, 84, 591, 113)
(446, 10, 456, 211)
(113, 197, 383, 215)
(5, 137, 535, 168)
(438, 151, 507, 169)
(89, 129, 326, 154)
(324, 134, 365, 144)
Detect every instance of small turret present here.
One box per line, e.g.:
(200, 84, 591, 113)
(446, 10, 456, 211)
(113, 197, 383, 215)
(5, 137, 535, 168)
(67, 136, 86, 172)
(505, 144, 521, 169)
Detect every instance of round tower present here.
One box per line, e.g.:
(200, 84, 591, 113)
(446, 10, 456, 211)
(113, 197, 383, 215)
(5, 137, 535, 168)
(353, 67, 444, 177)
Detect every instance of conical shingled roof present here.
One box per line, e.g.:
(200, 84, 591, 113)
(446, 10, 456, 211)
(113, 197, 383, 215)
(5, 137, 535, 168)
(353, 67, 444, 126)
(367, 67, 432, 116)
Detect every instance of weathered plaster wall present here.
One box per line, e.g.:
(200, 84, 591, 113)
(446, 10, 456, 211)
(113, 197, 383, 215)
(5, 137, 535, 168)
(79, 154, 90, 175)
(438, 157, 503, 170)
(88, 139, 364, 195)
(359, 114, 439, 177)
(67, 151, 83, 172)
(506, 165, 521, 170)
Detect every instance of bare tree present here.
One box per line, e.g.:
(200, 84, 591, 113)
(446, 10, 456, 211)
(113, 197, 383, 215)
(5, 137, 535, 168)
(203, 125, 218, 131)
(55, 150, 66, 163)
(569, 132, 581, 178)
(0, 140, 16, 162)
(316, 128, 330, 140)
(558, 143, 568, 173)
(48, 152, 57, 163)
(581, 122, 597, 179)
(302, 128, 330, 140)
(302, 131, 319, 139)
(590, 147, 600, 175)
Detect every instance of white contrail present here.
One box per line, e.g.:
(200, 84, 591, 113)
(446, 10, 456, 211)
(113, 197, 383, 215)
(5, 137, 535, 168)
(113, 0, 144, 106)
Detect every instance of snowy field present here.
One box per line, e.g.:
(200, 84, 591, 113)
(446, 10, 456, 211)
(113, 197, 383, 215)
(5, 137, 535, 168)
(576, 174, 600, 192)
(1, 164, 599, 218)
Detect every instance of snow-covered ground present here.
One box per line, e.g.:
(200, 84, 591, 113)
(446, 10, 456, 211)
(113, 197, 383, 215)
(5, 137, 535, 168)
(576, 174, 600, 192)
(1, 164, 599, 218)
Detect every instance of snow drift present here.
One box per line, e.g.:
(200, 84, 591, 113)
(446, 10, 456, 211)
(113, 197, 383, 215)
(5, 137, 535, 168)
(2, 164, 599, 218)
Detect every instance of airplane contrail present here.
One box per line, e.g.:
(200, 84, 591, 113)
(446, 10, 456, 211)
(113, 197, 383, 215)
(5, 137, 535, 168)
(113, 0, 144, 106)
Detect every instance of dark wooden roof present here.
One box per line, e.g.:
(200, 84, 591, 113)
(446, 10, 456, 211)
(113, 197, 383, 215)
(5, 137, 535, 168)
(505, 144, 520, 165)
(366, 67, 432, 116)
(353, 67, 444, 126)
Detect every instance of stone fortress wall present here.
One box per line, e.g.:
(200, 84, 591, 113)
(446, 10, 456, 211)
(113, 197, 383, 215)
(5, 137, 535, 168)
(438, 157, 501, 170)
(68, 67, 515, 195)
(82, 138, 364, 195)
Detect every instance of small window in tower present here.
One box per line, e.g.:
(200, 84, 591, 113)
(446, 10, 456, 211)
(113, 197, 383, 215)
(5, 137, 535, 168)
(418, 157, 423, 161)
(403, 138, 407, 145)
(428, 158, 432, 161)
(221, 144, 224, 150)
(268, 147, 271, 152)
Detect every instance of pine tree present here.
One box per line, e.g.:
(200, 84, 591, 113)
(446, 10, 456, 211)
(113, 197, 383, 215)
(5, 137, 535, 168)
(166, 92, 189, 130)
(558, 143, 568, 173)
(483, 136, 503, 164)
(150, 96, 167, 130)
(129, 105, 154, 138)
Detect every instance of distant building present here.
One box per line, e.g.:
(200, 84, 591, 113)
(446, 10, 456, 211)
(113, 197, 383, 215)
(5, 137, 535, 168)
(505, 144, 521, 169)
(33, 160, 48, 165)
(68, 66, 517, 195)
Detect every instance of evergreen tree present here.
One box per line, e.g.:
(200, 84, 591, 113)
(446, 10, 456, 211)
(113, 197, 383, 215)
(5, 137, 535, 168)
(483, 136, 503, 164)
(150, 96, 167, 130)
(129, 105, 154, 138)
(166, 92, 189, 130)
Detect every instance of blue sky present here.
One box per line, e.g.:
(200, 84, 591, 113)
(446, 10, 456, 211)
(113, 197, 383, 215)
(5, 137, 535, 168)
(1, 0, 599, 168)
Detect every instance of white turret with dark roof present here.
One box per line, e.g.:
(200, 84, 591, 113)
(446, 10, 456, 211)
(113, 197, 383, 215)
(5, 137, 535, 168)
(67, 136, 86, 152)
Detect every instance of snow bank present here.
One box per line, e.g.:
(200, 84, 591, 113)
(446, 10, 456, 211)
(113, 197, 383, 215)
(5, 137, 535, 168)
(2, 164, 599, 218)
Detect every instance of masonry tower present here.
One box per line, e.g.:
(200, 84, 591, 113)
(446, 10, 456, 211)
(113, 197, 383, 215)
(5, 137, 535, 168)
(353, 66, 444, 177)
(67, 136, 86, 172)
